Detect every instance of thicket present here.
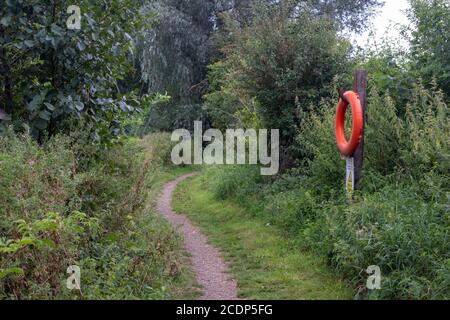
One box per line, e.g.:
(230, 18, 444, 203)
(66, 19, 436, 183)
(201, 0, 449, 299)
(0, 1, 147, 143)
(0, 131, 186, 299)
(204, 83, 449, 299)
(0, 0, 201, 300)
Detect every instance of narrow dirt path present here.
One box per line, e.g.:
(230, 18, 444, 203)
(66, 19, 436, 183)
(157, 173, 239, 300)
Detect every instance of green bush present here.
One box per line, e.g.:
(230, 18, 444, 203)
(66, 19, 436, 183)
(204, 4, 352, 157)
(204, 83, 449, 299)
(0, 131, 186, 299)
(207, 165, 264, 205)
(308, 186, 449, 299)
(297, 84, 448, 299)
(265, 187, 318, 237)
(141, 132, 176, 167)
(0, 132, 79, 231)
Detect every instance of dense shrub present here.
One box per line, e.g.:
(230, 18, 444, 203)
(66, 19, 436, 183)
(204, 3, 354, 166)
(141, 133, 176, 167)
(0, 1, 143, 141)
(207, 165, 264, 205)
(0, 131, 185, 299)
(309, 186, 449, 299)
(0, 132, 78, 231)
(141, 100, 209, 134)
(204, 84, 449, 299)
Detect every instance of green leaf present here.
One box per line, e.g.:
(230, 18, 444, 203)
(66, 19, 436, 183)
(77, 41, 86, 51)
(0, 268, 24, 280)
(44, 103, 55, 111)
(34, 118, 48, 130)
(24, 40, 35, 48)
(119, 101, 132, 112)
(111, 44, 121, 56)
(16, 237, 36, 247)
(51, 23, 63, 36)
(39, 110, 51, 121)
(27, 91, 47, 111)
(37, 239, 56, 249)
(74, 101, 84, 112)
(13, 42, 25, 50)
(0, 15, 12, 27)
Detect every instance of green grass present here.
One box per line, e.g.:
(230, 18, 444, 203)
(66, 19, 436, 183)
(172, 171, 353, 300)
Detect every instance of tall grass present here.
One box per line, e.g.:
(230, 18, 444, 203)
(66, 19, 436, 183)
(205, 83, 449, 299)
(0, 131, 187, 299)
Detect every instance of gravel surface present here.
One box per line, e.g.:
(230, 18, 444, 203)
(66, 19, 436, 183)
(157, 173, 239, 300)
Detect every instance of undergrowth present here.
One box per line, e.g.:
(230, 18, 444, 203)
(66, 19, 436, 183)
(203, 84, 449, 299)
(0, 131, 194, 299)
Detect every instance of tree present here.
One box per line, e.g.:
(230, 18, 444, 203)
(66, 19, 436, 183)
(139, 0, 217, 101)
(205, 2, 353, 165)
(138, 0, 382, 134)
(0, 0, 143, 141)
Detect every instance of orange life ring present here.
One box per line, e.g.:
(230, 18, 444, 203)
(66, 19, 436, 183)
(335, 91, 363, 157)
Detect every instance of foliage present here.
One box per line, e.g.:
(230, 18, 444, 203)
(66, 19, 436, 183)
(0, 0, 144, 141)
(214, 0, 382, 33)
(203, 84, 449, 299)
(139, 0, 217, 100)
(0, 0, 448, 301)
(0, 131, 191, 299)
(208, 165, 265, 204)
(140, 132, 176, 167)
(309, 186, 449, 300)
(141, 99, 209, 134)
(203, 60, 262, 131)
(123, 93, 171, 136)
(356, 40, 413, 109)
(139, 0, 381, 133)
(408, 0, 450, 97)
(204, 3, 353, 161)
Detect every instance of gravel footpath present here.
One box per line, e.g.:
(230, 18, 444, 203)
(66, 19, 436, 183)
(157, 173, 239, 300)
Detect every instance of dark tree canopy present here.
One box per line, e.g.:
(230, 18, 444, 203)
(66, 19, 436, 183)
(139, 0, 217, 100)
(0, 0, 143, 141)
(137, 0, 381, 134)
(139, 0, 382, 99)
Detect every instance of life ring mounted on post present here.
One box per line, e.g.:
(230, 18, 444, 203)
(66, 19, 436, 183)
(335, 91, 363, 157)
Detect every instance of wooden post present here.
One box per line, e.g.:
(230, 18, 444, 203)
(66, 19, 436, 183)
(353, 70, 368, 190)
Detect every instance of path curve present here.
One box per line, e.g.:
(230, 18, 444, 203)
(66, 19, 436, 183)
(157, 173, 239, 300)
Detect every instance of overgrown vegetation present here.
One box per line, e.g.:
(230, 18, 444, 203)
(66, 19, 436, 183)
(0, 0, 448, 301)
(173, 174, 352, 300)
(0, 0, 147, 142)
(0, 0, 201, 300)
(0, 131, 197, 299)
(202, 82, 449, 299)
(190, 0, 449, 300)
(139, 0, 381, 134)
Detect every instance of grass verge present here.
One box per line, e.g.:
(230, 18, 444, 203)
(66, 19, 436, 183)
(172, 171, 352, 300)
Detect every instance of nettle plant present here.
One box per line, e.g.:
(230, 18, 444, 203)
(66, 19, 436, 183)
(0, 211, 99, 298)
(0, 1, 145, 142)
